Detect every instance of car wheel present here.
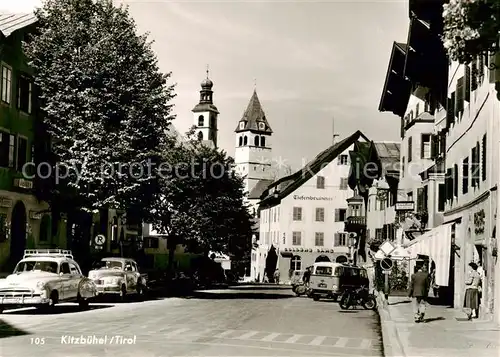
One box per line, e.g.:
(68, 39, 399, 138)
(38, 291, 58, 312)
(312, 295, 320, 301)
(136, 284, 146, 300)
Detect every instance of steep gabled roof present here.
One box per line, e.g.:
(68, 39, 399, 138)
(248, 179, 273, 199)
(235, 90, 273, 134)
(259, 130, 369, 209)
(0, 13, 37, 38)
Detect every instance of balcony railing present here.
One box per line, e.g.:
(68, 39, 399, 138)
(344, 216, 366, 233)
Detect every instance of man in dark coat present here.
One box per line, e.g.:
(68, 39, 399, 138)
(409, 265, 430, 322)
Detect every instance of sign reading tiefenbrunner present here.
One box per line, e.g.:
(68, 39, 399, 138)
(293, 195, 333, 201)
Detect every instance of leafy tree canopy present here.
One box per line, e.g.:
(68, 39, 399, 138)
(25, 0, 175, 219)
(152, 129, 253, 259)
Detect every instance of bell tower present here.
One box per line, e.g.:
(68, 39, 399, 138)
(234, 89, 274, 194)
(192, 67, 219, 147)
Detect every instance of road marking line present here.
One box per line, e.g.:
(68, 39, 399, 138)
(215, 330, 235, 338)
(334, 337, 349, 348)
(237, 331, 259, 339)
(261, 333, 280, 341)
(284, 334, 302, 343)
(309, 336, 326, 345)
(359, 339, 372, 349)
(164, 327, 190, 337)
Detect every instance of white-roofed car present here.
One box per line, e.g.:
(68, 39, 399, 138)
(0, 249, 97, 313)
(88, 257, 147, 300)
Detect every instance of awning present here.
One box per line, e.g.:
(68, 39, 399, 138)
(404, 224, 452, 286)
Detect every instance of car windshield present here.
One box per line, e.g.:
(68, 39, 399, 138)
(14, 260, 59, 274)
(93, 260, 123, 270)
(315, 266, 333, 276)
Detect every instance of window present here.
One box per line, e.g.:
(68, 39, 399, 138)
(238, 136, 243, 146)
(8, 134, 15, 168)
(408, 137, 412, 162)
(482, 134, 486, 181)
(339, 178, 348, 190)
(259, 122, 265, 130)
(315, 207, 325, 222)
(465, 65, 471, 102)
(455, 76, 464, 117)
(315, 232, 324, 246)
(401, 157, 405, 177)
(0, 132, 14, 168)
(462, 157, 469, 194)
(69, 263, 79, 275)
(471, 146, 480, 188)
(1, 65, 12, 104)
(239, 122, 245, 130)
(17, 75, 32, 114)
(198, 115, 204, 126)
(243, 136, 248, 145)
(334, 233, 347, 246)
(421, 134, 431, 159)
(291, 255, 301, 270)
(145, 237, 159, 248)
(415, 103, 419, 117)
(60, 263, 71, 274)
(292, 207, 302, 221)
(260, 136, 266, 147)
(316, 176, 325, 189)
(438, 184, 446, 212)
(334, 208, 347, 222)
(454, 164, 459, 197)
(446, 168, 453, 201)
(17, 137, 27, 171)
(197, 131, 203, 141)
(315, 266, 332, 275)
(417, 186, 428, 213)
(338, 155, 348, 165)
(292, 232, 301, 245)
(471, 60, 478, 91)
(254, 136, 260, 146)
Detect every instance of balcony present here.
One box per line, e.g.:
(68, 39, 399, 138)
(344, 216, 366, 233)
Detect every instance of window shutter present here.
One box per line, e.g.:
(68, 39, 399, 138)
(471, 147, 477, 187)
(464, 65, 471, 102)
(454, 164, 459, 197)
(334, 233, 340, 246)
(482, 134, 487, 181)
(447, 93, 455, 127)
(334, 209, 339, 222)
(430, 135, 438, 159)
(420, 134, 425, 159)
(455, 77, 464, 116)
(408, 137, 412, 162)
(446, 168, 453, 200)
(462, 157, 469, 194)
(476, 141, 481, 188)
(471, 60, 478, 91)
(438, 184, 446, 211)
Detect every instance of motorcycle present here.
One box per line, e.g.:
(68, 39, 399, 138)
(339, 286, 377, 310)
(292, 281, 311, 297)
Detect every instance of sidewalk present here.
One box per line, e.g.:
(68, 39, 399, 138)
(376, 293, 500, 357)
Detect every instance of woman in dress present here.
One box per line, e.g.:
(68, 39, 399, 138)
(463, 262, 481, 320)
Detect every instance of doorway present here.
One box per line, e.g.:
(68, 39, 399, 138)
(10, 201, 27, 265)
(315, 255, 330, 263)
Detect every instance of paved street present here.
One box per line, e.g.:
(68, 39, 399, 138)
(0, 286, 382, 356)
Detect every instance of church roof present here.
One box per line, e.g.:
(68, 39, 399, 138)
(192, 103, 219, 114)
(235, 90, 273, 134)
(259, 130, 369, 210)
(248, 179, 274, 199)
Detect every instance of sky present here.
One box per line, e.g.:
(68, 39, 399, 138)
(2, 0, 409, 170)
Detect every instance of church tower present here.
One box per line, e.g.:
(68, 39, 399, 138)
(234, 90, 273, 194)
(192, 69, 219, 148)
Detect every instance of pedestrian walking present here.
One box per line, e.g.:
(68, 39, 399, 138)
(273, 269, 280, 284)
(408, 265, 430, 323)
(463, 262, 481, 320)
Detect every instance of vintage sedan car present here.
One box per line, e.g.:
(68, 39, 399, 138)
(88, 257, 147, 299)
(0, 249, 97, 313)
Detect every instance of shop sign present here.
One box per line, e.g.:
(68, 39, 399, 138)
(293, 195, 333, 201)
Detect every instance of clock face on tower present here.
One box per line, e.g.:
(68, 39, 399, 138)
(239, 122, 245, 130)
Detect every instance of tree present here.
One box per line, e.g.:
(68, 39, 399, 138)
(25, 0, 174, 226)
(152, 131, 253, 275)
(442, 0, 500, 63)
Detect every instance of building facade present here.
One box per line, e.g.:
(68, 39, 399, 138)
(253, 131, 368, 282)
(0, 13, 53, 271)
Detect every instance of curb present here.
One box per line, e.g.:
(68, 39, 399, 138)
(375, 291, 406, 357)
